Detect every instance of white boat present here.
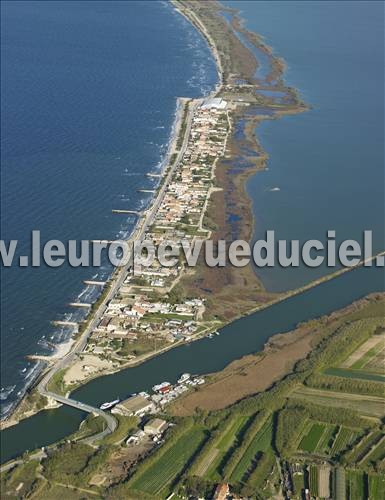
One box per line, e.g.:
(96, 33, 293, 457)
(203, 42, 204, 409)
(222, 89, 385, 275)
(100, 399, 120, 410)
(177, 373, 191, 384)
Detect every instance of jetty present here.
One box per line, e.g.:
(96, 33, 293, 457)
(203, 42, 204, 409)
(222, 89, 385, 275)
(90, 240, 115, 244)
(146, 172, 161, 178)
(68, 302, 92, 309)
(137, 189, 156, 194)
(83, 280, 106, 286)
(112, 209, 141, 215)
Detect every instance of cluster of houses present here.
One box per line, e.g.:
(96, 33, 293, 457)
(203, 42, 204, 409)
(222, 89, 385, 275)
(86, 294, 204, 357)
(126, 418, 170, 446)
(112, 374, 205, 424)
(109, 374, 205, 447)
(86, 97, 229, 363)
(149, 97, 228, 232)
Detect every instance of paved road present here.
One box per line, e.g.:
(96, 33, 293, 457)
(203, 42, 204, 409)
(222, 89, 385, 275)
(42, 390, 117, 440)
(35, 97, 200, 442)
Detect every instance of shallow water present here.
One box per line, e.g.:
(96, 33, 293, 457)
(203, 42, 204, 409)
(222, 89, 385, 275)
(225, 0, 384, 291)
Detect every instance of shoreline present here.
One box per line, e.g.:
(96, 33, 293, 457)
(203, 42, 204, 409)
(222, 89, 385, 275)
(0, 100, 186, 425)
(2, 1, 226, 429)
(1, 0, 381, 438)
(1, 6, 224, 427)
(0, 97, 195, 429)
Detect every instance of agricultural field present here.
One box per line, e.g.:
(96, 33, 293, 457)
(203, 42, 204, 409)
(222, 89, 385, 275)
(368, 473, 385, 500)
(205, 415, 247, 479)
(324, 367, 385, 384)
(245, 451, 276, 491)
(359, 435, 385, 467)
(215, 416, 248, 453)
(351, 343, 385, 372)
(129, 425, 206, 497)
(229, 415, 273, 483)
(315, 424, 339, 454)
(194, 415, 248, 480)
(298, 422, 326, 453)
(364, 346, 385, 373)
(318, 317, 385, 384)
(330, 427, 361, 457)
(346, 469, 365, 500)
(291, 470, 305, 498)
(291, 386, 385, 418)
(345, 431, 384, 465)
(342, 332, 385, 371)
(309, 464, 319, 497)
(334, 467, 346, 500)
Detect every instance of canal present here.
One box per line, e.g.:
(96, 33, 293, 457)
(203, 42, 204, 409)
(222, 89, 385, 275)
(1, 264, 383, 463)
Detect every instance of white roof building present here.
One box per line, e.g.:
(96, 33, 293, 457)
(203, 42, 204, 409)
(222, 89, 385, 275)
(201, 97, 227, 110)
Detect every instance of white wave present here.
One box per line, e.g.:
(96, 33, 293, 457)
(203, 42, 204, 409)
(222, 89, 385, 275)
(0, 385, 16, 401)
(24, 363, 41, 382)
(19, 364, 29, 375)
(0, 402, 14, 417)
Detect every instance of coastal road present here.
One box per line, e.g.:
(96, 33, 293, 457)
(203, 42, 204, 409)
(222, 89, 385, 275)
(35, 97, 201, 441)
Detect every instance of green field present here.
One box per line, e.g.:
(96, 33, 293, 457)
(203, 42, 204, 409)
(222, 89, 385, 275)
(351, 342, 384, 370)
(347, 470, 365, 500)
(216, 416, 248, 452)
(130, 425, 206, 497)
(309, 465, 318, 497)
(331, 427, 360, 456)
(315, 424, 339, 454)
(324, 367, 385, 383)
(360, 436, 385, 466)
(292, 471, 305, 498)
(334, 467, 346, 500)
(1, 461, 40, 499)
(229, 416, 273, 483)
(246, 451, 276, 491)
(368, 473, 385, 500)
(298, 423, 326, 453)
(291, 387, 385, 418)
(204, 415, 248, 480)
(346, 432, 384, 464)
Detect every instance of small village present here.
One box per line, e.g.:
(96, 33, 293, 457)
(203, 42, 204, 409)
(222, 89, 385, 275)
(64, 97, 231, 387)
(108, 373, 205, 444)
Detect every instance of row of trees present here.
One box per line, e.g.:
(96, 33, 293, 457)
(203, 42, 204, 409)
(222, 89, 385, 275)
(305, 373, 385, 397)
(222, 411, 268, 480)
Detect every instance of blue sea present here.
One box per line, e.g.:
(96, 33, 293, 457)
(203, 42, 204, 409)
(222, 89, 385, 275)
(225, 0, 384, 291)
(0, 0, 217, 415)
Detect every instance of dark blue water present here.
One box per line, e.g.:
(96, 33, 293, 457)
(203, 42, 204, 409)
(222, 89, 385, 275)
(226, 1, 384, 291)
(0, 0, 217, 415)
